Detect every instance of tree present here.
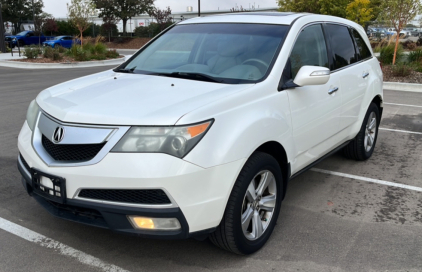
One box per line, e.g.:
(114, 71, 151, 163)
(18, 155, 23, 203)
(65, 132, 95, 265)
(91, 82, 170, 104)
(277, 0, 320, 13)
(67, 0, 96, 45)
(100, 22, 118, 41)
(278, 0, 351, 17)
(93, 0, 154, 35)
(96, 1, 120, 41)
(44, 18, 58, 36)
(148, 7, 172, 32)
(0, 0, 44, 34)
(380, 0, 422, 64)
(346, 0, 374, 27)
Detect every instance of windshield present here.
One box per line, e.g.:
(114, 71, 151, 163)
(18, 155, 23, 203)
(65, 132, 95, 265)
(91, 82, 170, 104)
(53, 36, 64, 40)
(121, 23, 288, 84)
(16, 31, 28, 36)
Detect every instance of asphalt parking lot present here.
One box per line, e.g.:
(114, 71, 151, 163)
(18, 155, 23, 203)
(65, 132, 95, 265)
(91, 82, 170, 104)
(1, 66, 422, 272)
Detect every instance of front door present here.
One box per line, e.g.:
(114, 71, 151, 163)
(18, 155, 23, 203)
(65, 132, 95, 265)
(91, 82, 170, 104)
(285, 24, 343, 173)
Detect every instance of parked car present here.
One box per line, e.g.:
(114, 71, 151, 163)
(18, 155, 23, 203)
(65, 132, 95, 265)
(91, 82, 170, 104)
(387, 28, 409, 38)
(42, 36, 80, 48)
(18, 13, 383, 254)
(5, 31, 54, 48)
(367, 28, 386, 39)
(403, 28, 421, 37)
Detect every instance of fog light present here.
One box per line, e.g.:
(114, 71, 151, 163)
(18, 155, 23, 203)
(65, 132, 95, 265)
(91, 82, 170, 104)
(128, 216, 181, 231)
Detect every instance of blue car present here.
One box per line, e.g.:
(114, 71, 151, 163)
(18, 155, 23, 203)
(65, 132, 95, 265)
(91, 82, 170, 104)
(42, 36, 80, 48)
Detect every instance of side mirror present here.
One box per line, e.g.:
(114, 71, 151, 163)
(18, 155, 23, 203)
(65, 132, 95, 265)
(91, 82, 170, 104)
(293, 66, 330, 87)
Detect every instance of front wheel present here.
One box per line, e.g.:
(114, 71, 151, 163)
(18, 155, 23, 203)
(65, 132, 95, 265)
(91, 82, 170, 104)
(343, 102, 380, 160)
(209, 152, 283, 255)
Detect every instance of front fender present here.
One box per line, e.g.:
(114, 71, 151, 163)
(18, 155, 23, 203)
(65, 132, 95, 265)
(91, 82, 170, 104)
(181, 85, 294, 169)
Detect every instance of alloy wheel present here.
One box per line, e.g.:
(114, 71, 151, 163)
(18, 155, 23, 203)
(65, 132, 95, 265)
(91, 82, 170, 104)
(364, 111, 377, 153)
(241, 170, 277, 241)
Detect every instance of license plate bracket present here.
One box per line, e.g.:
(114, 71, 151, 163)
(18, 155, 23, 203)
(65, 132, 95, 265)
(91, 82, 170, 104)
(31, 169, 66, 204)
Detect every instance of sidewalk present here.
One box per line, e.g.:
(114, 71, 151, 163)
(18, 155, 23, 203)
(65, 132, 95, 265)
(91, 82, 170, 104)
(0, 53, 25, 61)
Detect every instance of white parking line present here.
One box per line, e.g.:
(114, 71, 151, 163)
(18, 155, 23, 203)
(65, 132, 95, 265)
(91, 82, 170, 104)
(311, 168, 422, 193)
(384, 102, 422, 108)
(379, 128, 422, 135)
(0, 217, 130, 272)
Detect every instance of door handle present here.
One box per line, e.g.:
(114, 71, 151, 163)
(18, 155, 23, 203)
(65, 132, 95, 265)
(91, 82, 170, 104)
(362, 72, 370, 78)
(328, 87, 339, 95)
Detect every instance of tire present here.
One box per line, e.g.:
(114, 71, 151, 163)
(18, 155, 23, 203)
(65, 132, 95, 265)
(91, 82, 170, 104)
(18, 40, 25, 48)
(343, 102, 380, 161)
(209, 152, 283, 255)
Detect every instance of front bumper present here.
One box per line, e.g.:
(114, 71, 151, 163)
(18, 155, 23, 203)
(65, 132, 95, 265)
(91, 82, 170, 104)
(18, 121, 246, 237)
(18, 162, 192, 239)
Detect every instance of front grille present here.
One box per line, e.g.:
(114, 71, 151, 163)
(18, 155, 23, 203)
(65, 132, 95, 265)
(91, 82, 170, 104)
(20, 154, 31, 172)
(78, 189, 172, 205)
(42, 134, 106, 162)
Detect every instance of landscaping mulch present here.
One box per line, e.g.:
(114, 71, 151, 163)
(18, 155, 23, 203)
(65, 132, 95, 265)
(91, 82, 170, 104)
(10, 55, 124, 63)
(382, 65, 422, 84)
(105, 38, 151, 49)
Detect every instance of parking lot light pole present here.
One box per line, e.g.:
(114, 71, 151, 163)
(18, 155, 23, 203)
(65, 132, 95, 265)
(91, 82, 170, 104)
(0, 1, 6, 53)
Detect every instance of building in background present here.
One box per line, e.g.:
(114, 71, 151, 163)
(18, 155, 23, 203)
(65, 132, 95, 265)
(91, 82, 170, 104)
(56, 7, 279, 34)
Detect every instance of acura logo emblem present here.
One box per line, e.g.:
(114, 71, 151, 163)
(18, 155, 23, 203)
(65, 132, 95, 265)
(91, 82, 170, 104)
(53, 127, 65, 143)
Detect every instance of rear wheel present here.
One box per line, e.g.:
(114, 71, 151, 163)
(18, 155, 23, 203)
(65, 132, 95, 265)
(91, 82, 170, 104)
(209, 152, 283, 255)
(343, 102, 380, 161)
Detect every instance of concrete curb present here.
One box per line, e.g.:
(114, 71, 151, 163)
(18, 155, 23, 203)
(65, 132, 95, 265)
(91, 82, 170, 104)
(0, 57, 125, 69)
(384, 82, 422, 93)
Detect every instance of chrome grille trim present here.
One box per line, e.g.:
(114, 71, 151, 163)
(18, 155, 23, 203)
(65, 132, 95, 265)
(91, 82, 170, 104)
(32, 112, 130, 167)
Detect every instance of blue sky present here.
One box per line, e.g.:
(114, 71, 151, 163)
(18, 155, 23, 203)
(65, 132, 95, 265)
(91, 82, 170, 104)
(43, 0, 278, 18)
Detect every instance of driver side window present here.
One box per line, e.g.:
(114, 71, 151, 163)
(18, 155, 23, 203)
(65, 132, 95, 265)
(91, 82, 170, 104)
(290, 24, 329, 79)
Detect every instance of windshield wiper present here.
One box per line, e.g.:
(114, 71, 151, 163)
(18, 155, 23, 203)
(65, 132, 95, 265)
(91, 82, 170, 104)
(153, 72, 224, 83)
(115, 66, 136, 73)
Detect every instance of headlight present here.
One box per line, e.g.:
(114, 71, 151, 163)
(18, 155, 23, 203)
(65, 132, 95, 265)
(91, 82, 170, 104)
(111, 120, 213, 158)
(26, 100, 40, 131)
(12, 38, 17, 41)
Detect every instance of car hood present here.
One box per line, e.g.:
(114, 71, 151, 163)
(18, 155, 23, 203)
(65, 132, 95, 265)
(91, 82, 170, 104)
(37, 70, 252, 126)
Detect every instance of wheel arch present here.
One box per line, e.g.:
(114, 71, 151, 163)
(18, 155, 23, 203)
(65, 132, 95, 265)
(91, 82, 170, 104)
(254, 141, 290, 200)
(371, 94, 383, 120)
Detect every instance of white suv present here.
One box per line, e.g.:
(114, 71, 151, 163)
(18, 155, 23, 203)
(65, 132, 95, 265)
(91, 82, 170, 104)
(18, 13, 383, 254)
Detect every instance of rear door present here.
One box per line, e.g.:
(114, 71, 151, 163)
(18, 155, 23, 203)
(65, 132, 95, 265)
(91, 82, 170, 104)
(62, 37, 72, 48)
(324, 24, 369, 130)
(285, 24, 343, 172)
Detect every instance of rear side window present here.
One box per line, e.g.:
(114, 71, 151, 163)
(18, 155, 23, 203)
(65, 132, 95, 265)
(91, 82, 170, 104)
(289, 24, 329, 78)
(351, 29, 372, 60)
(325, 24, 357, 70)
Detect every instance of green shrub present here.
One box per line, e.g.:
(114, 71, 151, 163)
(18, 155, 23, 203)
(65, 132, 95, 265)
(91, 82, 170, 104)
(408, 49, 422, 63)
(105, 49, 119, 58)
(66, 44, 79, 57)
(379, 44, 403, 65)
(56, 45, 67, 53)
(43, 46, 54, 59)
(90, 54, 107, 60)
(134, 26, 149, 37)
(391, 63, 413, 77)
(94, 42, 107, 55)
(23, 46, 41, 59)
(52, 50, 62, 61)
(417, 37, 422, 46)
(82, 42, 95, 54)
(74, 47, 91, 61)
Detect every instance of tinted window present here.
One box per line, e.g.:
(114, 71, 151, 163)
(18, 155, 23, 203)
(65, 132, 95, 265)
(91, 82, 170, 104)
(351, 29, 372, 60)
(289, 24, 329, 78)
(325, 24, 357, 70)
